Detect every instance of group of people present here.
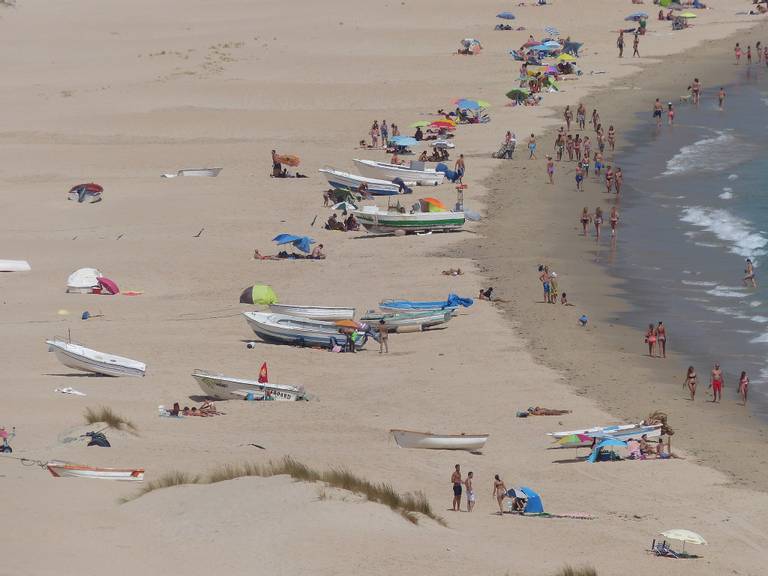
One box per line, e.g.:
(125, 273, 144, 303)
(644, 321, 668, 358)
(538, 264, 569, 305)
(580, 206, 619, 239)
(734, 41, 768, 64)
(365, 119, 400, 148)
(616, 29, 641, 58)
(325, 211, 359, 232)
(451, 465, 515, 515)
(683, 364, 750, 404)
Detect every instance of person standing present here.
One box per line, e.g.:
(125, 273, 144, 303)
(735, 42, 742, 64)
(614, 167, 623, 195)
(617, 30, 625, 58)
(645, 323, 657, 357)
(653, 98, 663, 127)
(591, 109, 600, 130)
(465, 471, 476, 512)
(554, 132, 565, 161)
(593, 206, 604, 239)
(633, 32, 640, 57)
(566, 134, 574, 161)
(577, 103, 586, 130)
(710, 363, 724, 403)
(454, 154, 465, 184)
(381, 120, 389, 146)
(580, 207, 590, 235)
(691, 77, 701, 105)
(718, 87, 726, 110)
(576, 164, 584, 191)
(609, 206, 619, 237)
(492, 475, 508, 515)
(758, 41, 763, 63)
(747, 45, 753, 65)
(605, 165, 614, 193)
(370, 120, 380, 148)
(539, 265, 552, 303)
(738, 371, 749, 405)
(451, 464, 463, 512)
(564, 105, 573, 130)
(607, 125, 616, 152)
(667, 102, 675, 126)
(546, 156, 555, 184)
(656, 321, 667, 358)
(378, 320, 389, 354)
(684, 366, 697, 400)
(528, 134, 537, 159)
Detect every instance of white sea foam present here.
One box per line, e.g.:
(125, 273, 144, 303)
(680, 206, 767, 260)
(706, 285, 750, 298)
(751, 301, 762, 307)
(751, 316, 768, 323)
(681, 280, 718, 287)
(728, 174, 739, 181)
(719, 191, 733, 200)
(684, 297, 711, 303)
(750, 332, 768, 343)
(662, 132, 755, 176)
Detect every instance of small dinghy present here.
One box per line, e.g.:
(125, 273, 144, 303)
(0, 260, 31, 272)
(391, 429, 489, 451)
(46, 338, 146, 377)
(46, 461, 144, 481)
(68, 183, 103, 203)
(162, 168, 222, 178)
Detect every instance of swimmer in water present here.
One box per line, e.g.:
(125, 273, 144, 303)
(744, 258, 758, 288)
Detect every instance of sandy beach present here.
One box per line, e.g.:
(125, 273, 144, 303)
(1, 1, 767, 574)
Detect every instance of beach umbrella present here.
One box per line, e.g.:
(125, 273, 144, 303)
(239, 284, 278, 305)
(522, 39, 539, 48)
(555, 433, 591, 446)
(506, 88, 530, 101)
(544, 26, 560, 36)
(391, 136, 418, 146)
(272, 234, 315, 254)
(557, 53, 576, 62)
(625, 12, 649, 21)
(452, 98, 489, 108)
(420, 197, 447, 212)
(587, 437, 628, 463)
(496, 11, 515, 19)
(409, 120, 430, 128)
(660, 529, 707, 553)
(331, 201, 357, 212)
(429, 121, 456, 130)
(456, 99, 482, 110)
(543, 40, 561, 47)
(96, 277, 120, 295)
(679, 11, 697, 18)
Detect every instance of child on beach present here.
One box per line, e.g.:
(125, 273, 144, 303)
(576, 164, 584, 191)
(667, 102, 675, 125)
(546, 156, 555, 184)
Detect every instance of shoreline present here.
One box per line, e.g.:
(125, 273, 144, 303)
(471, 26, 768, 490)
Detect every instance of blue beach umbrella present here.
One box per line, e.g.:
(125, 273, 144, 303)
(587, 438, 628, 463)
(272, 234, 315, 254)
(497, 11, 516, 20)
(625, 12, 649, 21)
(391, 136, 418, 146)
(456, 99, 482, 110)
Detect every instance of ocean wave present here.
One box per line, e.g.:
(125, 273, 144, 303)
(750, 332, 768, 343)
(751, 301, 762, 307)
(706, 285, 750, 298)
(680, 206, 768, 260)
(682, 280, 718, 287)
(751, 316, 768, 323)
(728, 174, 739, 181)
(719, 190, 733, 200)
(662, 132, 756, 176)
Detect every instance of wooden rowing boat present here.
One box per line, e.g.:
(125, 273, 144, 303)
(46, 461, 145, 481)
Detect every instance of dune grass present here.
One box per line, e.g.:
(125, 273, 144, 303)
(555, 566, 597, 576)
(122, 456, 444, 526)
(83, 406, 137, 433)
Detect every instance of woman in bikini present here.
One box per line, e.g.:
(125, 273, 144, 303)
(656, 321, 667, 358)
(574, 134, 582, 162)
(614, 167, 623, 195)
(580, 207, 591, 235)
(591, 108, 600, 130)
(593, 207, 603, 239)
(596, 124, 605, 154)
(605, 165, 614, 193)
(607, 125, 616, 152)
(582, 136, 592, 164)
(566, 134, 574, 161)
(738, 370, 749, 405)
(684, 366, 697, 400)
(609, 206, 619, 237)
(645, 323, 657, 357)
(563, 105, 573, 131)
(577, 103, 586, 130)
(492, 474, 508, 515)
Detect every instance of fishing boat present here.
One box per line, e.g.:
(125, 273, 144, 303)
(268, 304, 355, 321)
(318, 168, 402, 196)
(360, 309, 453, 329)
(0, 260, 31, 272)
(379, 294, 473, 313)
(391, 429, 489, 451)
(353, 159, 445, 186)
(547, 422, 658, 439)
(162, 167, 222, 178)
(243, 312, 368, 349)
(46, 338, 147, 377)
(353, 205, 464, 234)
(46, 461, 145, 481)
(192, 369, 308, 401)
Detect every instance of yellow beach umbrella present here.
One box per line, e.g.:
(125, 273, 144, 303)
(679, 12, 697, 18)
(557, 53, 576, 62)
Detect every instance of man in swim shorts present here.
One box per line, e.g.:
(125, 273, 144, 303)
(451, 464, 462, 511)
(710, 363, 724, 403)
(653, 98, 663, 127)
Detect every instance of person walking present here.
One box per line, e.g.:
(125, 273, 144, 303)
(738, 371, 749, 405)
(465, 471, 476, 512)
(710, 364, 724, 403)
(593, 206, 603, 239)
(645, 323, 657, 357)
(656, 321, 667, 358)
(577, 103, 586, 130)
(684, 366, 697, 401)
(454, 154, 465, 184)
(653, 98, 663, 127)
(609, 206, 619, 237)
(633, 32, 640, 57)
(718, 87, 726, 110)
(528, 134, 537, 159)
(667, 102, 675, 125)
(614, 167, 623, 195)
(451, 464, 463, 511)
(492, 475, 508, 515)
(564, 105, 573, 131)
(546, 156, 555, 184)
(617, 30, 625, 58)
(381, 120, 389, 146)
(378, 320, 389, 354)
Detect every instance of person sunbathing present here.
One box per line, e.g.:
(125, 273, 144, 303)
(442, 268, 464, 276)
(527, 406, 572, 416)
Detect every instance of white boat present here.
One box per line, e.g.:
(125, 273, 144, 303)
(548, 423, 658, 439)
(0, 260, 31, 272)
(162, 168, 222, 178)
(353, 205, 464, 234)
(353, 159, 445, 186)
(243, 312, 367, 349)
(361, 309, 453, 329)
(46, 338, 146, 377)
(391, 429, 489, 451)
(192, 369, 308, 401)
(268, 304, 355, 321)
(46, 461, 144, 481)
(318, 168, 402, 196)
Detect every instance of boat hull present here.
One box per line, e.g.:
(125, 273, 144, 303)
(391, 429, 489, 451)
(268, 304, 355, 321)
(46, 461, 144, 481)
(353, 159, 444, 186)
(46, 339, 146, 377)
(192, 369, 307, 401)
(0, 260, 31, 272)
(548, 423, 658, 439)
(318, 168, 401, 196)
(353, 209, 464, 234)
(361, 310, 453, 329)
(243, 312, 366, 349)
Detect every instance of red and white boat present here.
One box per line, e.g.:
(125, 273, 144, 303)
(46, 461, 145, 481)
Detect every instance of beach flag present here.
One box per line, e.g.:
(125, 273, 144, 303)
(258, 362, 269, 383)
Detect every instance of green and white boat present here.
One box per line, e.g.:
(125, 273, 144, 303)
(352, 205, 465, 234)
(360, 309, 453, 330)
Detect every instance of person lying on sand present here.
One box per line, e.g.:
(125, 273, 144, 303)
(527, 406, 572, 416)
(442, 268, 464, 276)
(254, 249, 279, 260)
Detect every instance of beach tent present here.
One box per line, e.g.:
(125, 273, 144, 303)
(506, 487, 544, 513)
(272, 234, 315, 254)
(587, 438, 627, 463)
(239, 285, 278, 305)
(67, 268, 103, 293)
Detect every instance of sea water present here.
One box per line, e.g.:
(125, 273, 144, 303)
(607, 70, 768, 418)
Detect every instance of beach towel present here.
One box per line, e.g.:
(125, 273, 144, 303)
(55, 387, 86, 396)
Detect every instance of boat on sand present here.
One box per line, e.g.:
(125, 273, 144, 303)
(379, 294, 473, 312)
(391, 429, 489, 451)
(318, 167, 402, 196)
(0, 260, 31, 272)
(46, 461, 145, 481)
(547, 422, 661, 439)
(192, 369, 308, 401)
(353, 205, 464, 234)
(46, 338, 146, 377)
(243, 312, 368, 349)
(361, 309, 453, 329)
(353, 159, 444, 186)
(267, 304, 355, 321)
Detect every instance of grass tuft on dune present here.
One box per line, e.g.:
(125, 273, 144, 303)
(83, 406, 137, 433)
(121, 456, 444, 526)
(554, 566, 598, 576)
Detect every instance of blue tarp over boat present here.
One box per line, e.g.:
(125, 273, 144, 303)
(380, 293, 474, 311)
